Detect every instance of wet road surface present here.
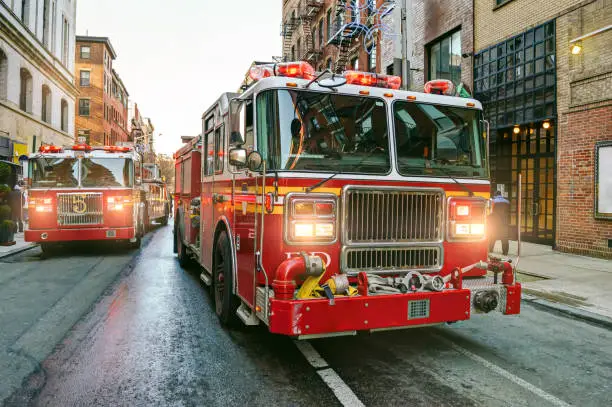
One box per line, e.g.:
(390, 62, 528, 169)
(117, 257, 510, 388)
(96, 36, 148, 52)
(3, 225, 612, 406)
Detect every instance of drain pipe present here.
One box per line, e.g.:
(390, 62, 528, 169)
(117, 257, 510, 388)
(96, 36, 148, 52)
(514, 173, 522, 280)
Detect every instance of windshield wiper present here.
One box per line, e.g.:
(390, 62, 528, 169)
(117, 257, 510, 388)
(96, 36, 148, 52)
(429, 161, 475, 197)
(305, 147, 387, 193)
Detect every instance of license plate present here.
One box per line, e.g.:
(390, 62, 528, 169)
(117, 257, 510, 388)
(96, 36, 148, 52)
(106, 230, 117, 238)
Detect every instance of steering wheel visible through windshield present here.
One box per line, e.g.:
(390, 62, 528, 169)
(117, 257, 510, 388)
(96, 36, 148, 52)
(256, 89, 390, 174)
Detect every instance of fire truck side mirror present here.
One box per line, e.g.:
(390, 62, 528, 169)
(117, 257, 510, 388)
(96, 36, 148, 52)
(246, 151, 263, 172)
(229, 148, 248, 168)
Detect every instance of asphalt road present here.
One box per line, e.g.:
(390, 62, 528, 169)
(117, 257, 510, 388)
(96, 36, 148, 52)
(2, 225, 611, 406)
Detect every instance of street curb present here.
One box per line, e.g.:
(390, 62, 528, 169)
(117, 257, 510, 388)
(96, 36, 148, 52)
(0, 243, 38, 260)
(522, 293, 612, 330)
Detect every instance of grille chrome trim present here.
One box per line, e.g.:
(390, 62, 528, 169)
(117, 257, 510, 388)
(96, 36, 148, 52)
(341, 186, 445, 246)
(341, 245, 443, 275)
(57, 193, 104, 226)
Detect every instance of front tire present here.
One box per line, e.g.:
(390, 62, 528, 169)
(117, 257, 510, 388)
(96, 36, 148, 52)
(213, 232, 239, 326)
(40, 242, 57, 257)
(176, 227, 190, 268)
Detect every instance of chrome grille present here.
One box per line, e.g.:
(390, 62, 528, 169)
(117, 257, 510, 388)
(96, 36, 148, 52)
(57, 193, 104, 226)
(343, 187, 444, 244)
(342, 246, 442, 274)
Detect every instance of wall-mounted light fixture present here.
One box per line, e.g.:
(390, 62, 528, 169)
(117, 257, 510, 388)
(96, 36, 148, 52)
(542, 121, 551, 130)
(570, 42, 582, 55)
(513, 125, 521, 135)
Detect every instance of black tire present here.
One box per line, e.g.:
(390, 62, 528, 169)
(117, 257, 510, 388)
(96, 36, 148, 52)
(213, 232, 240, 326)
(173, 222, 178, 254)
(40, 242, 56, 257)
(129, 237, 141, 249)
(176, 226, 190, 268)
(161, 215, 169, 226)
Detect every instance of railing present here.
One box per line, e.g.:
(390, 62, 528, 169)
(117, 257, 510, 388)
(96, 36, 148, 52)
(57, 193, 104, 226)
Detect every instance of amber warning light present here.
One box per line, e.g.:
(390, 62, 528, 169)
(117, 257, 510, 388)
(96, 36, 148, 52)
(344, 71, 402, 90)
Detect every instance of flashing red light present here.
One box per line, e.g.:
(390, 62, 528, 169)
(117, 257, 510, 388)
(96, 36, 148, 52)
(344, 71, 402, 90)
(248, 65, 274, 81)
(39, 145, 63, 153)
(315, 202, 334, 216)
(103, 145, 131, 153)
(424, 79, 456, 96)
(276, 61, 315, 80)
(72, 143, 92, 151)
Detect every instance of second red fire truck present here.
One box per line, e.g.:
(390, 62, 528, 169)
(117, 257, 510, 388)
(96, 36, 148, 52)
(174, 61, 521, 338)
(25, 144, 147, 253)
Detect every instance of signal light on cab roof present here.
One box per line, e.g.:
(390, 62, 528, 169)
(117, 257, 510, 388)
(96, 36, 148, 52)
(248, 61, 315, 82)
(103, 145, 131, 153)
(424, 79, 456, 96)
(343, 71, 402, 90)
(39, 145, 63, 153)
(71, 143, 92, 151)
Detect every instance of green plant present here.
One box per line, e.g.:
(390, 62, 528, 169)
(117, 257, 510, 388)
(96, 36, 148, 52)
(0, 162, 11, 184)
(0, 184, 10, 194)
(0, 204, 10, 221)
(1, 219, 16, 233)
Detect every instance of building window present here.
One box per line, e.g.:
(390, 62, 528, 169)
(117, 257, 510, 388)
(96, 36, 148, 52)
(318, 19, 324, 47)
(474, 20, 556, 129)
(42, 0, 50, 48)
(79, 70, 90, 87)
(296, 37, 301, 60)
(0, 50, 7, 100)
(351, 56, 359, 70)
(428, 30, 461, 85)
(367, 42, 377, 72)
(312, 27, 317, 49)
(326, 9, 332, 40)
(78, 129, 90, 145)
(326, 58, 332, 70)
(78, 99, 90, 116)
(19, 68, 33, 113)
(61, 16, 69, 66)
(291, 45, 295, 61)
(41, 85, 51, 123)
(21, 0, 30, 26)
(350, 0, 359, 22)
(80, 45, 91, 59)
(61, 99, 68, 131)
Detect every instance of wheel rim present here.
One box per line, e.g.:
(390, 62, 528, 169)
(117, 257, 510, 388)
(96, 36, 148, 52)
(215, 245, 225, 316)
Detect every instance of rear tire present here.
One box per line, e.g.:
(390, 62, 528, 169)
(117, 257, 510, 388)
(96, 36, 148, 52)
(40, 242, 56, 257)
(177, 227, 190, 268)
(161, 215, 169, 226)
(129, 237, 141, 249)
(213, 232, 239, 326)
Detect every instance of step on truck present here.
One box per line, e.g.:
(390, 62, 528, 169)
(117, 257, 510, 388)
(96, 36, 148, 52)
(173, 61, 521, 338)
(24, 143, 147, 254)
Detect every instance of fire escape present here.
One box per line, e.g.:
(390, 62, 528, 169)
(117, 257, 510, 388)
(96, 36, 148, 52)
(298, 1, 324, 64)
(280, 10, 298, 62)
(328, 0, 360, 73)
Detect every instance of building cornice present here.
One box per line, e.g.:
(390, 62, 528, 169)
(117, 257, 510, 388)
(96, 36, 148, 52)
(0, 6, 78, 97)
(76, 35, 117, 59)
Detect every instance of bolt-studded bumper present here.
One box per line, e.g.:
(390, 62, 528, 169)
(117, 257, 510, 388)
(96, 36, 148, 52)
(25, 227, 135, 243)
(266, 281, 521, 337)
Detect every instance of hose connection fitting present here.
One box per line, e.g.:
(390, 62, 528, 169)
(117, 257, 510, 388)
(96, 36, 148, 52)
(272, 253, 325, 300)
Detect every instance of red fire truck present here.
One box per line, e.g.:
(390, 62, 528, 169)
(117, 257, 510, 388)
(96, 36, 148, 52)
(142, 163, 170, 228)
(173, 61, 521, 338)
(25, 144, 147, 254)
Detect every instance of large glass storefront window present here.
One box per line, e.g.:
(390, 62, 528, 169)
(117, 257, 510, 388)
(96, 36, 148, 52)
(428, 30, 462, 85)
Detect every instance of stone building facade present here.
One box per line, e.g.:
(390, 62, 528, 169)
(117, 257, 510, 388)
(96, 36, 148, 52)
(74, 36, 129, 146)
(474, 0, 612, 257)
(0, 0, 78, 160)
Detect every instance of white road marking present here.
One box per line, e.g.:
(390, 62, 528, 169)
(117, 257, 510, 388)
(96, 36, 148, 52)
(431, 333, 571, 407)
(294, 340, 365, 407)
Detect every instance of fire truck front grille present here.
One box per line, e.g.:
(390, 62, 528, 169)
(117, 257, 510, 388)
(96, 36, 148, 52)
(342, 246, 442, 275)
(57, 193, 104, 226)
(342, 187, 444, 244)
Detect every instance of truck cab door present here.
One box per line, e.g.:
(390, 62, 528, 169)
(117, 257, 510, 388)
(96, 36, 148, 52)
(200, 114, 216, 273)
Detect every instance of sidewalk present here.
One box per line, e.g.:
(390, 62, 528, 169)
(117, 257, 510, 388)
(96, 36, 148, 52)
(0, 231, 36, 259)
(490, 240, 612, 321)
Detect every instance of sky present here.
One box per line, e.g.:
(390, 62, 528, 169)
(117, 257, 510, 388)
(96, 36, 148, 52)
(76, 0, 282, 155)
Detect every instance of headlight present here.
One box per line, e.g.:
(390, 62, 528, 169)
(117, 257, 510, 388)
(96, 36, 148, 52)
(285, 193, 337, 244)
(447, 197, 487, 241)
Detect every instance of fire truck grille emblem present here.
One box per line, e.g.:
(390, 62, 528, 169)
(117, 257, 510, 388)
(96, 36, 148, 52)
(57, 193, 104, 226)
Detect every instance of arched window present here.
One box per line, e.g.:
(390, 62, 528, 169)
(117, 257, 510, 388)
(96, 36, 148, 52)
(41, 85, 52, 123)
(19, 68, 33, 113)
(0, 49, 7, 100)
(61, 99, 68, 132)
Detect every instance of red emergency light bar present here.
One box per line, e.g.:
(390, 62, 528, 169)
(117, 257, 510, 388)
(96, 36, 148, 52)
(102, 145, 132, 153)
(248, 61, 315, 82)
(344, 71, 402, 90)
(424, 79, 456, 96)
(71, 143, 92, 151)
(39, 145, 63, 153)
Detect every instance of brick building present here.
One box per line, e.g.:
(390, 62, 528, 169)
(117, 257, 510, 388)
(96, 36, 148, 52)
(280, 0, 388, 74)
(1, 0, 77, 160)
(74, 36, 130, 146)
(473, 0, 612, 257)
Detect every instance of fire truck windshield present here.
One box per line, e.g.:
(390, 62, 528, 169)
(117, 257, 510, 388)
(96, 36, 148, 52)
(394, 101, 487, 178)
(81, 158, 134, 188)
(256, 89, 390, 174)
(30, 158, 79, 188)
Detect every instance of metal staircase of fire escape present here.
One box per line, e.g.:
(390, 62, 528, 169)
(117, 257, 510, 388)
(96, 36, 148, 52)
(300, 1, 324, 65)
(331, 0, 356, 73)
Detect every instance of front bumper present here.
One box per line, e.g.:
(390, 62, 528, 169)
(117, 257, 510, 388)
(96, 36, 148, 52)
(267, 280, 521, 337)
(25, 227, 135, 243)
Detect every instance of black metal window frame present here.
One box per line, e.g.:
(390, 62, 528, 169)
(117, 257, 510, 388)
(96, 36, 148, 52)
(474, 20, 556, 130)
(78, 99, 90, 116)
(427, 28, 462, 85)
